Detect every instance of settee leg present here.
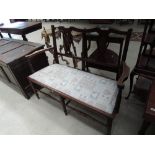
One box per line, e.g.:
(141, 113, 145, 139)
(29, 80, 40, 99)
(60, 97, 68, 115)
(107, 118, 113, 135)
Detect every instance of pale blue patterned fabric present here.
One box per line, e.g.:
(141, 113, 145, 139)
(29, 64, 118, 114)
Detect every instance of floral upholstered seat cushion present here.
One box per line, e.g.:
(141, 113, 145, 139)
(29, 64, 118, 114)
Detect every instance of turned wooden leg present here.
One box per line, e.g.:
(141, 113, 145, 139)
(29, 80, 40, 99)
(0, 32, 3, 38)
(22, 34, 28, 41)
(107, 118, 113, 135)
(8, 33, 12, 38)
(60, 97, 68, 115)
(126, 70, 135, 99)
(138, 120, 151, 135)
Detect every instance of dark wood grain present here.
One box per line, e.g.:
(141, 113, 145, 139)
(27, 25, 130, 134)
(0, 22, 42, 41)
(126, 20, 155, 99)
(0, 38, 48, 99)
(84, 28, 132, 80)
(138, 80, 155, 134)
(145, 80, 155, 121)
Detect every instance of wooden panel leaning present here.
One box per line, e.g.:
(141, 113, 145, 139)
(26, 25, 130, 134)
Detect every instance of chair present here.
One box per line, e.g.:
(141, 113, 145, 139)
(126, 20, 155, 99)
(26, 25, 130, 134)
(141, 20, 155, 58)
(83, 27, 132, 80)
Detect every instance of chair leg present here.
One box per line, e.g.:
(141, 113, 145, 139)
(60, 97, 68, 115)
(107, 118, 113, 135)
(138, 120, 150, 135)
(126, 70, 135, 99)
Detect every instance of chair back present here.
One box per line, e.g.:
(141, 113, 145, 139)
(51, 25, 132, 74)
(109, 28, 132, 63)
(83, 27, 132, 77)
(51, 25, 87, 69)
(136, 20, 155, 69)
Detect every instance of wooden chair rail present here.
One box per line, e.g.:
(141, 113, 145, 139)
(69, 26, 132, 35)
(25, 47, 54, 59)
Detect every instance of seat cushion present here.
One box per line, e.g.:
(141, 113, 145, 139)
(29, 64, 118, 114)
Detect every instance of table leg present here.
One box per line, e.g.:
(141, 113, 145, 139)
(8, 33, 12, 38)
(0, 66, 11, 82)
(0, 32, 3, 38)
(22, 34, 28, 41)
(138, 120, 151, 135)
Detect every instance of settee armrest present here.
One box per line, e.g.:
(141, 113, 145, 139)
(117, 62, 130, 89)
(25, 47, 54, 59)
(25, 47, 54, 74)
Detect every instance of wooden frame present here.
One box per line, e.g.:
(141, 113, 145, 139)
(138, 79, 155, 134)
(26, 25, 130, 134)
(82, 27, 132, 80)
(126, 20, 155, 99)
(0, 38, 48, 99)
(0, 22, 42, 41)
